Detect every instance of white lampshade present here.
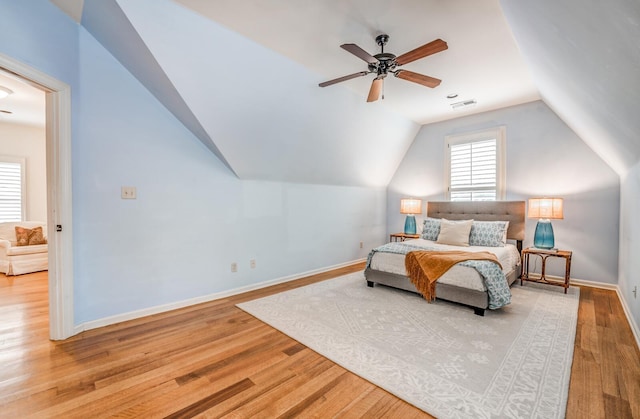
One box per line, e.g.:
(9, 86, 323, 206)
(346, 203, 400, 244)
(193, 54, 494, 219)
(0, 86, 13, 99)
(528, 198, 564, 219)
(400, 198, 422, 215)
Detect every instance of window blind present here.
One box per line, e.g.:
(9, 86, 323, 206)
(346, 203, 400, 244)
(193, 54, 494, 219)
(0, 161, 23, 222)
(449, 138, 497, 201)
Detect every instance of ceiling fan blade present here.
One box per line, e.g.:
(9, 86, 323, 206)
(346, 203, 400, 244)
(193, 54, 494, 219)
(340, 43, 378, 64)
(319, 71, 369, 87)
(367, 78, 383, 102)
(396, 39, 448, 66)
(395, 70, 441, 88)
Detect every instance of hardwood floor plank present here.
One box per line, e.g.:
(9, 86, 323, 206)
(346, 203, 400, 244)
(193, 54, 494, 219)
(288, 372, 376, 418)
(228, 359, 340, 417)
(273, 368, 350, 418)
(1, 265, 638, 418)
(598, 325, 624, 398)
(200, 349, 317, 417)
(604, 393, 634, 419)
(165, 378, 255, 419)
(566, 347, 606, 418)
(335, 387, 390, 419)
(619, 343, 640, 418)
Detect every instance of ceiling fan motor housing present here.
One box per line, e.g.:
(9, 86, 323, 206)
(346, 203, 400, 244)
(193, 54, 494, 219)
(373, 52, 397, 76)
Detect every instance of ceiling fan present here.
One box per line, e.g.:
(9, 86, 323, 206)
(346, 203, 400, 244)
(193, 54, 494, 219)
(319, 34, 448, 102)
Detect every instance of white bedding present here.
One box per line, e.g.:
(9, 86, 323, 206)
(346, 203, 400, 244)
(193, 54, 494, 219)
(369, 239, 521, 292)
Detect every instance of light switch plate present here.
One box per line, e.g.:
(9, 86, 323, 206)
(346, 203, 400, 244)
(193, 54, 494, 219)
(121, 186, 137, 199)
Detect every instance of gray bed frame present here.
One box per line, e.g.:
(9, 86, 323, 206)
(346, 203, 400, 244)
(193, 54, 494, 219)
(365, 201, 526, 316)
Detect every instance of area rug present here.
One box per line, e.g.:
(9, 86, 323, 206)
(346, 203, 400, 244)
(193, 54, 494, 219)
(237, 272, 579, 418)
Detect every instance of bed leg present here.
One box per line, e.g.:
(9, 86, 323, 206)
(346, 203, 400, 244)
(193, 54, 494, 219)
(366, 281, 374, 288)
(473, 307, 485, 316)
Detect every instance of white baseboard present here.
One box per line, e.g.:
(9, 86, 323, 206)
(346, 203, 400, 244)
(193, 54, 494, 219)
(615, 289, 640, 350)
(567, 277, 618, 290)
(75, 258, 366, 334)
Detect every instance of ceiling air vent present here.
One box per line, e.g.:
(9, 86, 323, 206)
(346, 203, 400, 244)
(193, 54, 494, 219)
(451, 99, 477, 110)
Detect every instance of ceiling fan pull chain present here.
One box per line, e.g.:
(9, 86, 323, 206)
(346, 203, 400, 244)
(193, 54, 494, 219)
(382, 79, 385, 100)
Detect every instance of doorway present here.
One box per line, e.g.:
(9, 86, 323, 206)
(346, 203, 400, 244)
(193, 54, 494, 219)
(0, 52, 74, 340)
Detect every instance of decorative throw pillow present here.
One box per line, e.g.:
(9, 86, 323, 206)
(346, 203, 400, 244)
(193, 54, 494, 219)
(15, 226, 47, 246)
(421, 217, 442, 241)
(28, 227, 47, 245)
(436, 219, 474, 246)
(469, 221, 510, 247)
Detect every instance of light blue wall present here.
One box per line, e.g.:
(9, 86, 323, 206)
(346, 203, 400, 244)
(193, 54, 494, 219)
(619, 164, 640, 332)
(1, 1, 386, 324)
(388, 101, 620, 284)
(1, 1, 78, 85)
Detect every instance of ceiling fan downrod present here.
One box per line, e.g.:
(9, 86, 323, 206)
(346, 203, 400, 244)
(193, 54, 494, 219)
(376, 34, 389, 53)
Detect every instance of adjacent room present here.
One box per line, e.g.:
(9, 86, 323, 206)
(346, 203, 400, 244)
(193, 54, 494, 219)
(1, 0, 638, 417)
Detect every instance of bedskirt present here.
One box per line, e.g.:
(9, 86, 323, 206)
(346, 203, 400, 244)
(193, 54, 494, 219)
(364, 267, 518, 315)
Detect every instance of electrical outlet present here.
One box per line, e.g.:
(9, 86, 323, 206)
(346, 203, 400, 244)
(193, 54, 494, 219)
(250, 259, 256, 269)
(121, 186, 137, 199)
(359, 241, 364, 249)
(230, 262, 237, 273)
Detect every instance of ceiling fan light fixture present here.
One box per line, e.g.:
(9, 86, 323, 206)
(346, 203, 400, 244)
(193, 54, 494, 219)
(0, 86, 13, 99)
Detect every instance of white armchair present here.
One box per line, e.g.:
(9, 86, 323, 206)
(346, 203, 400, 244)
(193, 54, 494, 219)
(0, 221, 48, 275)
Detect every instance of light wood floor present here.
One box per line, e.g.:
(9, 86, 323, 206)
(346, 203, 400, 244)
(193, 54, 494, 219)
(1, 266, 638, 418)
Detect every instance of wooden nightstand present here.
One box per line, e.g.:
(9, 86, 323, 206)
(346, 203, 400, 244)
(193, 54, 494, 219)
(520, 248, 573, 293)
(390, 233, 420, 242)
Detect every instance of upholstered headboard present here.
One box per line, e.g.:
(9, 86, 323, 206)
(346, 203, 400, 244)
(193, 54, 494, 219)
(427, 201, 526, 244)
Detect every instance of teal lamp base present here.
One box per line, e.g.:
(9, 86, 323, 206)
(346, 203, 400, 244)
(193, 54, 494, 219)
(404, 215, 417, 234)
(533, 219, 555, 249)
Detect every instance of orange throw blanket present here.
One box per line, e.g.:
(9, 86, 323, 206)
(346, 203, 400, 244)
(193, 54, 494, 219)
(405, 251, 502, 302)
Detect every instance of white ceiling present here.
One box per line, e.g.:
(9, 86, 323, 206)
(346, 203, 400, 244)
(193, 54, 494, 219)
(500, 0, 640, 176)
(173, 0, 541, 125)
(51, 0, 540, 125)
(47, 0, 640, 182)
(0, 71, 45, 127)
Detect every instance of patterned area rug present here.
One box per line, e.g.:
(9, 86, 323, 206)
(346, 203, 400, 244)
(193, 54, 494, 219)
(237, 272, 579, 418)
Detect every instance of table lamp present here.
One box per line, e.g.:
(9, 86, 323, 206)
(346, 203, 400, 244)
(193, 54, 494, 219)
(400, 198, 422, 235)
(528, 198, 564, 249)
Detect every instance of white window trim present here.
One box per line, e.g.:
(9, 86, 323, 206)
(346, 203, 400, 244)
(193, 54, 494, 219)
(0, 155, 27, 221)
(444, 126, 506, 201)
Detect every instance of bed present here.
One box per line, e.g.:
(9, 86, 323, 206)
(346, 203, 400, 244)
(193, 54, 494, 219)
(364, 201, 525, 315)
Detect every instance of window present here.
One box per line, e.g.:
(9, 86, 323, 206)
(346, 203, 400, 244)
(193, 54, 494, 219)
(444, 127, 506, 201)
(0, 157, 26, 222)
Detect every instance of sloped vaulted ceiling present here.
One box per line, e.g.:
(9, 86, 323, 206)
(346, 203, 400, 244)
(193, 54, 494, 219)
(500, 0, 640, 176)
(81, 0, 236, 175)
(80, 0, 420, 187)
(54, 0, 638, 182)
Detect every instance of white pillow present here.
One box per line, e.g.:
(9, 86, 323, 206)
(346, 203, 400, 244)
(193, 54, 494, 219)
(436, 219, 474, 246)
